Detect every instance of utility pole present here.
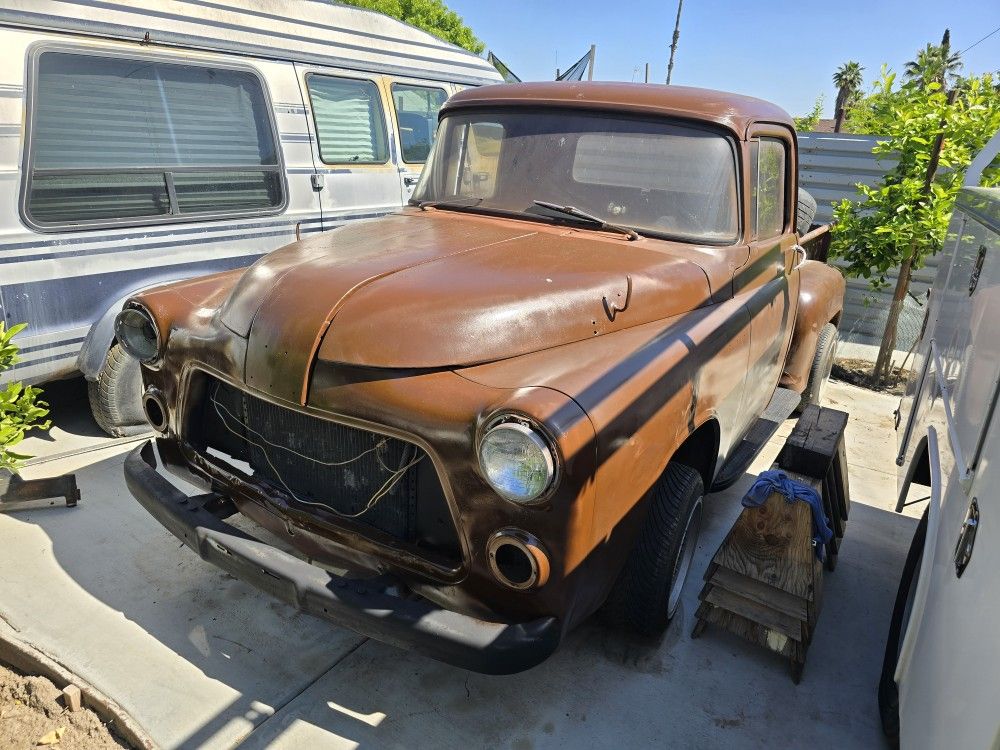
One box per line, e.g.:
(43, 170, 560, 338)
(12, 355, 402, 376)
(645, 62, 650, 83)
(666, 0, 683, 84)
(587, 44, 596, 81)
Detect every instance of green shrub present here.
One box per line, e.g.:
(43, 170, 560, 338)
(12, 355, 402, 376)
(0, 323, 51, 473)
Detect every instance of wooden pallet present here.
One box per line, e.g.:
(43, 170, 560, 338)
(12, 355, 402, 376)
(693, 405, 850, 683)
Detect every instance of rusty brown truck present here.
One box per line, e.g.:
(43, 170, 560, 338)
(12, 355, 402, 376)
(119, 82, 845, 674)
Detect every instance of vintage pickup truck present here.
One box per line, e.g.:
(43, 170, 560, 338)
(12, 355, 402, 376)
(119, 82, 845, 674)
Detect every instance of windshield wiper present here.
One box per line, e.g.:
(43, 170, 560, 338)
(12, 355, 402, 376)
(532, 200, 641, 241)
(412, 197, 485, 211)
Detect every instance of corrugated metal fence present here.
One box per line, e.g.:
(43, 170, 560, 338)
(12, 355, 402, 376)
(797, 132, 935, 355)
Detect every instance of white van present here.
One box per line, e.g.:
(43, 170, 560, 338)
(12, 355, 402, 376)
(0, 0, 501, 434)
(881, 134, 1000, 748)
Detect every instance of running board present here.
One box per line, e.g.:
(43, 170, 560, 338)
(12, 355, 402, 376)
(710, 387, 801, 492)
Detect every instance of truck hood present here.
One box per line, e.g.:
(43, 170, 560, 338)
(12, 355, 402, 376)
(228, 211, 715, 404)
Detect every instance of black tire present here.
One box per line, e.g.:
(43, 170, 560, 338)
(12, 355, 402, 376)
(88, 343, 148, 437)
(799, 322, 838, 411)
(604, 462, 705, 636)
(878, 510, 927, 745)
(796, 188, 817, 236)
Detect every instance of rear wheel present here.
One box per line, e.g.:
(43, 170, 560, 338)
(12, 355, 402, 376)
(88, 343, 147, 437)
(604, 462, 704, 636)
(799, 322, 838, 411)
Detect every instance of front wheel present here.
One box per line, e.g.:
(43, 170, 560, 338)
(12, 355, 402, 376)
(88, 343, 148, 437)
(603, 462, 705, 636)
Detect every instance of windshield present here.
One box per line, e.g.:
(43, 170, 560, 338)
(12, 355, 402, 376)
(412, 109, 739, 243)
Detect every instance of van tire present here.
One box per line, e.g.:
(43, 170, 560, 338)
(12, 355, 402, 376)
(799, 322, 838, 411)
(88, 344, 148, 437)
(603, 462, 704, 636)
(797, 188, 817, 236)
(879, 509, 927, 745)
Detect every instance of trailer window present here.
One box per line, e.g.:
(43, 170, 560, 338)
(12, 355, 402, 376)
(24, 51, 283, 229)
(391, 83, 447, 163)
(307, 76, 389, 164)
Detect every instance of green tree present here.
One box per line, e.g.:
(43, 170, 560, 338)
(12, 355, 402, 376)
(833, 61, 864, 132)
(0, 323, 51, 473)
(794, 95, 825, 132)
(337, 0, 484, 54)
(831, 70, 1000, 383)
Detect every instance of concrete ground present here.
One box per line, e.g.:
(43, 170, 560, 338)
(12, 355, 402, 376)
(0, 378, 921, 749)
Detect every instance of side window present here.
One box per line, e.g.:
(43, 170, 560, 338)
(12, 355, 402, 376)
(751, 137, 787, 238)
(25, 51, 283, 228)
(391, 83, 447, 163)
(307, 75, 388, 164)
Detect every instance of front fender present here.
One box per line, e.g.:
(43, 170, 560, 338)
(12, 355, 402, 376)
(781, 260, 845, 392)
(77, 269, 247, 380)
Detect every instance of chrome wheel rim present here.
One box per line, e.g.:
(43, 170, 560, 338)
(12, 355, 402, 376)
(668, 496, 704, 617)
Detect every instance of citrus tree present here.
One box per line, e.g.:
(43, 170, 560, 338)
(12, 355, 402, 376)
(0, 323, 50, 473)
(831, 69, 1000, 383)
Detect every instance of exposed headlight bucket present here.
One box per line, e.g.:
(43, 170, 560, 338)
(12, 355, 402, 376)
(478, 420, 556, 503)
(114, 306, 160, 364)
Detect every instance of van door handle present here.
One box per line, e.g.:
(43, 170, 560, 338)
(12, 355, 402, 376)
(792, 244, 807, 268)
(403, 175, 420, 187)
(954, 497, 979, 578)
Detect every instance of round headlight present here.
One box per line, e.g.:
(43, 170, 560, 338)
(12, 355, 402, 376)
(478, 421, 556, 503)
(114, 306, 160, 363)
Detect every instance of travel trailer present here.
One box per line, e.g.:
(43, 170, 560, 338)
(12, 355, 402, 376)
(881, 131, 1000, 748)
(0, 0, 501, 434)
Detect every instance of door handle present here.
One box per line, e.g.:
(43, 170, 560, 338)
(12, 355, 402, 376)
(792, 244, 807, 268)
(954, 497, 979, 578)
(403, 175, 420, 187)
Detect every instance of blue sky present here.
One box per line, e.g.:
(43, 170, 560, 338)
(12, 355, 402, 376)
(449, 0, 1000, 119)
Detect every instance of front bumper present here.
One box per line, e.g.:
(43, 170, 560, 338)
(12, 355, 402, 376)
(124, 440, 560, 675)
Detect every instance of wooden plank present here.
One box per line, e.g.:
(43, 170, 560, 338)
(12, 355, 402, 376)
(694, 602, 796, 659)
(703, 584, 803, 642)
(711, 485, 819, 601)
(822, 472, 844, 547)
(779, 406, 849, 478)
(833, 437, 851, 520)
(705, 565, 809, 621)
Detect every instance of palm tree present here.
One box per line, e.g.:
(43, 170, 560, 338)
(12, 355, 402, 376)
(905, 30, 962, 89)
(833, 61, 864, 133)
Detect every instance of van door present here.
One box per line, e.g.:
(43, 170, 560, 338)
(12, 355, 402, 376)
(896, 196, 1000, 749)
(384, 79, 451, 202)
(296, 65, 401, 230)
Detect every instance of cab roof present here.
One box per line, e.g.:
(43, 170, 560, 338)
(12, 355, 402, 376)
(444, 82, 794, 138)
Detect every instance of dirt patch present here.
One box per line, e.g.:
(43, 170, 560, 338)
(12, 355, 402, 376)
(832, 357, 909, 396)
(0, 662, 129, 749)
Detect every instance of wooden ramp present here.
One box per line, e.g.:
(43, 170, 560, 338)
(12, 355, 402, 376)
(693, 405, 850, 683)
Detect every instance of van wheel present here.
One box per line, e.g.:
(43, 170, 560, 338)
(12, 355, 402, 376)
(603, 462, 704, 636)
(879, 509, 927, 745)
(798, 322, 838, 411)
(88, 344, 148, 437)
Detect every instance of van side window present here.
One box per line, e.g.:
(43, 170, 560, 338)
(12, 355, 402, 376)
(25, 51, 283, 228)
(751, 137, 787, 238)
(307, 76, 389, 164)
(391, 83, 447, 163)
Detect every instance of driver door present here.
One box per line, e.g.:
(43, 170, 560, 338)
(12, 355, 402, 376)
(735, 129, 800, 427)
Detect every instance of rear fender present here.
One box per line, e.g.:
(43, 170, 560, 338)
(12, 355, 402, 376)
(781, 260, 845, 392)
